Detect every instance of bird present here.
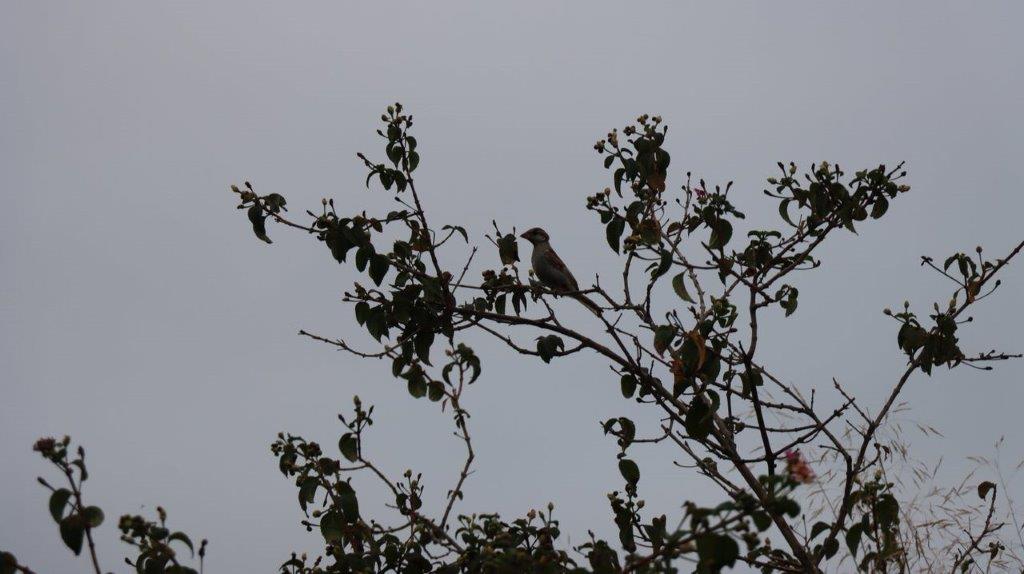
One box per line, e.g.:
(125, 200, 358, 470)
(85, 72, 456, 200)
(519, 227, 602, 315)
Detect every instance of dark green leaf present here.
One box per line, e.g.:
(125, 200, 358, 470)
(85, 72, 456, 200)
(810, 521, 830, 540)
(823, 536, 839, 559)
(320, 510, 343, 543)
(651, 249, 671, 279)
(653, 325, 676, 356)
(708, 219, 733, 250)
(613, 168, 625, 195)
(751, 512, 771, 532)
(442, 225, 468, 243)
(875, 494, 899, 528)
(606, 217, 625, 254)
(298, 477, 318, 512)
(247, 205, 272, 244)
(685, 396, 713, 440)
(337, 482, 360, 524)
(778, 199, 796, 227)
(368, 254, 390, 286)
(497, 234, 519, 265)
(696, 533, 739, 570)
(536, 335, 564, 364)
(618, 459, 640, 486)
(339, 433, 359, 462)
(354, 302, 370, 325)
(83, 506, 104, 528)
(870, 197, 889, 219)
(427, 381, 444, 402)
(620, 375, 637, 399)
(846, 522, 865, 556)
(59, 516, 85, 555)
(415, 330, 435, 365)
(978, 481, 996, 500)
(1, 552, 17, 574)
(49, 489, 72, 523)
(168, 532, 195, 557)
(355, 245, 373, 272)
(672, 272, 695, 303)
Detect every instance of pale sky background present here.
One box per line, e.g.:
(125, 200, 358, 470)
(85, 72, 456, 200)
(2, 2, 1023, 572)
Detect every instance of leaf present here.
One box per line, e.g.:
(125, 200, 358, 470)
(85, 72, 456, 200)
(83, 506, 104, 528)
(651, 249, 671, 279)
(337, 481, 360, 524)
(672, 273, 695, 303)
(752, 512, 772, 532)
(59, 515, 85, 555)
(778, 199, 796, 227)
(319, 510, 344, 543)
(618, 459, 640, 486)
(298, 477, 318, 512)
(978, 480, 996, 500)
(653, 325, 676, 356)
(613, 168, 625, 195)
(875, 494, 899, 528)
(497, 233, 519, 265)
(782, 287, 799, 317)
(442, 225, 468, 243)
(846, 522, 865, 556)
(355, 245, 373, 272)
(620, 375, 637, 399)
(685, 396, 713, 440)
(536, 335, 564, 364)
(368, 254, 390, 286)
(247, 205, 272, 244)
(325, 224, 354, 262)
(354, 302, 370, 325)
(615, 417, 636, 447)
(708, 218, 732, 250)
(407, 377, 427, 398)
(739, 369, 763, 396)
(366, 307, 388, 341)
(49, 489, 72, 523)
(823, 536, 839, 558)
(168, 532, 195, 557)
(810, 521, 830, 540)
(695, 533, 739, 570)
(338, 433, 359, 462)
(606, 216, 625, 254)
(427, 381, 444, 402)
(415, 330, 435, 365)
(870, 197, 889, 219)
(1, 552, 18, 574)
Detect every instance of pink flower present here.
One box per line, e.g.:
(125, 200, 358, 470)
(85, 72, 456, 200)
(785, 450, 815, 484)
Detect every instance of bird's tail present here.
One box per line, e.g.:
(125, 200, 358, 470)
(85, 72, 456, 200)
(573, 293, 603, 316)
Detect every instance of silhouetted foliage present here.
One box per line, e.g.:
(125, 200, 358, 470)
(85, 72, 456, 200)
(5, 104, 1023, 573)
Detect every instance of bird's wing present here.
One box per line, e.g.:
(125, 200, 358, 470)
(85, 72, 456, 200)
(543, 248, 580, 292)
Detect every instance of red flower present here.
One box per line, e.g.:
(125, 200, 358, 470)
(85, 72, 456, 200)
(785, 449, 815, 484)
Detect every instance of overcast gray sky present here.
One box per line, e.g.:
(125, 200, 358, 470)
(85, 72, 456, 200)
(2, 2, 1023, 572)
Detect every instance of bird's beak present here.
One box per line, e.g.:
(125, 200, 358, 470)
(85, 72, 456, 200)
(519, 231, 529, 239)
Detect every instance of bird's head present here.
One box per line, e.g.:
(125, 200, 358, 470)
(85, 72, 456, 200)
(519, 227, 550, 245)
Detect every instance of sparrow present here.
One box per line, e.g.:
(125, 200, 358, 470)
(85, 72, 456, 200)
(519, 227, 602, 315)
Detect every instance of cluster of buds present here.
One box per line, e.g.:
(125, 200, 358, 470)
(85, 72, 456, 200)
(784, 450, 815, 484)
(32, 436, 69, 462)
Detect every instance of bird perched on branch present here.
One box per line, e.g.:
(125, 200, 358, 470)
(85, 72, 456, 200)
(519, 227, 602, 315)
